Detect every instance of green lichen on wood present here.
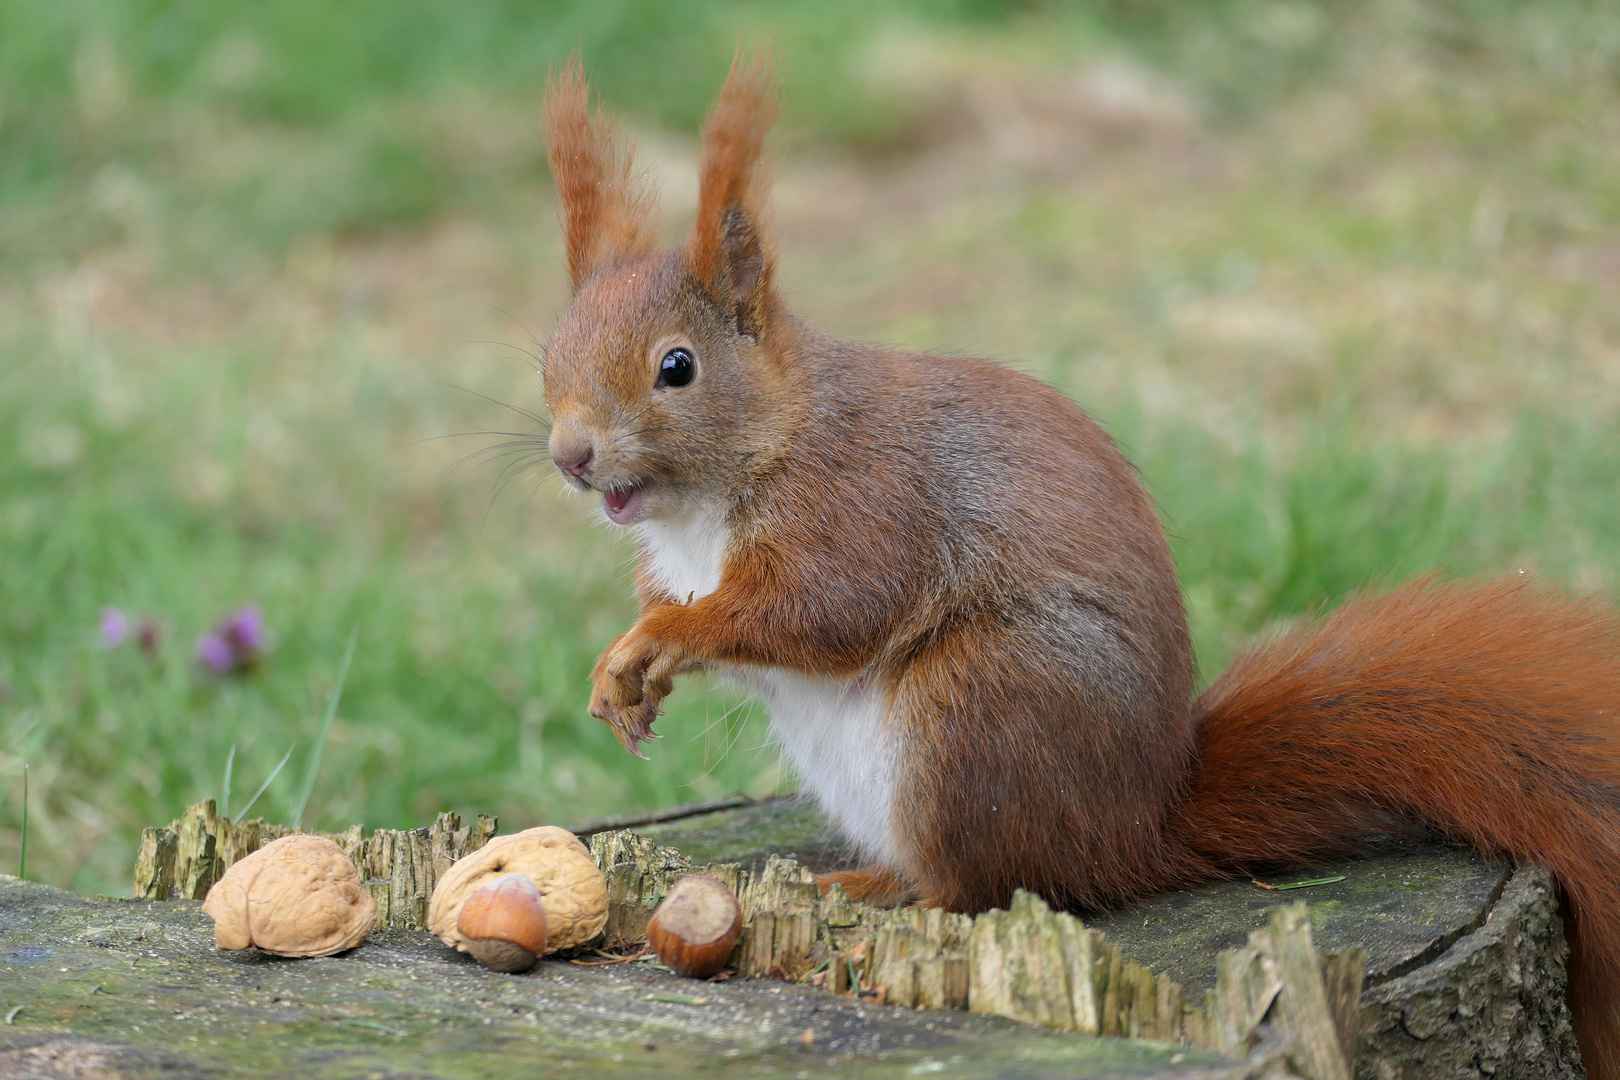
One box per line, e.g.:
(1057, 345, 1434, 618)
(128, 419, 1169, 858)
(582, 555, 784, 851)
(0, 875, 1256, 1080)
(623, 801, 1585, 1080)
(1081, 841, 1511, 995)
(127, 803, 1360, 1074)
(637, 805, 1520, 1003)
(644, 800, 1585, 1075)
(1354, 864, 1581, 1079)
(585, 826, 1356, 1073)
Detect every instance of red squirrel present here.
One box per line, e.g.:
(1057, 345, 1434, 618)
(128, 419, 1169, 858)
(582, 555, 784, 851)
(539, 54, 1620, 1071)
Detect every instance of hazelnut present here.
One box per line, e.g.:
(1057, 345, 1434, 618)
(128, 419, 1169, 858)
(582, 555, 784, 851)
(428, 826, 607, 956)
(456, 873, 549, 973)
(203, 834, 375, 957)
(647, 874, 742, 979)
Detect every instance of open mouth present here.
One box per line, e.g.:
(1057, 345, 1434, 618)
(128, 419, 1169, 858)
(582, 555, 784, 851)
(601, 483, 646, 525)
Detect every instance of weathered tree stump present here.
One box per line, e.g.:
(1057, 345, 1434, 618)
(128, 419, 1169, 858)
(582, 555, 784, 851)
(2, 871, 1329, 1079)
(0, 795, 1580, 1078)
(633, 798, 1582, 1079)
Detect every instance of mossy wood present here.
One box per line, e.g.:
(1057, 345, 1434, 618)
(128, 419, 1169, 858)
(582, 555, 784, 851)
(118, 799, 1357, 1077)
(640, 799, 1581, 1080)
(588, 827, 1350, 1055)
(54, 795, 1579, 1078)
(575, 798, 1587, 1079)
(4, 873, 1325, 1080)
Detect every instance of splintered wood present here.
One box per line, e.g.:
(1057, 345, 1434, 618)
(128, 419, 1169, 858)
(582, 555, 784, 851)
(133, 799, 497, 928)
(586, 830, 972, 1006)
(134, 808, 1362, 1075)
(585, 828, 1363, 1074)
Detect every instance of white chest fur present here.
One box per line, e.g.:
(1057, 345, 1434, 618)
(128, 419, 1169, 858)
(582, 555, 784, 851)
(633, 501, 731, 603)
(740, 668, 901, 866)
(633, 502, 900, 866)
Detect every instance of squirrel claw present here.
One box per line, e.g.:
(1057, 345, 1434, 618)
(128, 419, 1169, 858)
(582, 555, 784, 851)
(608, 721, 651, 760)
(588, 624, 679, 757)
(597, 701, 659, 758)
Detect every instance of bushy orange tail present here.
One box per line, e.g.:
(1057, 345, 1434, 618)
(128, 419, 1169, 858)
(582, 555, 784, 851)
(1171, 577, 1620, 1076)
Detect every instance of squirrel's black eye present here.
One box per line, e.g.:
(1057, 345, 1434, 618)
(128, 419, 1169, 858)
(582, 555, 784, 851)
(657, 348, 695, 388)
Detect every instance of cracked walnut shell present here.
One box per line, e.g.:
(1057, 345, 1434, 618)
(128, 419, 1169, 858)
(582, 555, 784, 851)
(428, 826, 606, 955)
(203, 834, 376, 957)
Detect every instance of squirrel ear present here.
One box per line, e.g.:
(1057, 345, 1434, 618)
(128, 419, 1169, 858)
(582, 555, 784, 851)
(686, 47, 779, 338)
(544, 55, 658, 291)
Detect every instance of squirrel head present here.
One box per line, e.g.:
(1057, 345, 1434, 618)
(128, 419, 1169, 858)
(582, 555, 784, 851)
(541, 51, 792, 527)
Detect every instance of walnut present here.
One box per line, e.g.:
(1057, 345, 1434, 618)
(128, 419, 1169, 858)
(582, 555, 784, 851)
(203, 834, 375, 957)
(428, 826, 606, 955)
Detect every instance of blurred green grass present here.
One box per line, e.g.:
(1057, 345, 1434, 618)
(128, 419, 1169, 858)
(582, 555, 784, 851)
(2, 0, 1617, 894)
(1, 0, 1030, 259)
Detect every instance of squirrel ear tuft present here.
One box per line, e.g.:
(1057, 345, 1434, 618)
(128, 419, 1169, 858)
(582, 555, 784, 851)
(545, 55, 658, 291)
(687, 46, 779, 338)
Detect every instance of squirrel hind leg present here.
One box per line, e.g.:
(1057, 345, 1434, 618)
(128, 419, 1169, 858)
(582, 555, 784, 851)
(814, 866, 917, 908)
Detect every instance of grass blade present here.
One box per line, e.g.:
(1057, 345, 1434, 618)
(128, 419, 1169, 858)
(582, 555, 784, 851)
(18, 763, 26, 881)
(238, 745, 295, 822)
(1274, 875, 1346, 890)
(221, 743, 236, 820)
(1253, 874, 1347, 892)
(290, 625, 359, 830)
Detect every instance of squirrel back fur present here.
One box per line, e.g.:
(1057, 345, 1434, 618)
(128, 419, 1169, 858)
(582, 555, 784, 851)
(540, 52, 1620, 1075)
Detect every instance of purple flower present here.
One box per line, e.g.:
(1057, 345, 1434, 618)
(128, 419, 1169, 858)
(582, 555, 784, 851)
(195, 604, 270, 676)
(195, 633, 234, 673)
(100, 607, 131, 648)
(221, 604, 266, 657)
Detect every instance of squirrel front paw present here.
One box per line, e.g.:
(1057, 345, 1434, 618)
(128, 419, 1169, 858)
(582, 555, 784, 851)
(589, 627, 687, 758)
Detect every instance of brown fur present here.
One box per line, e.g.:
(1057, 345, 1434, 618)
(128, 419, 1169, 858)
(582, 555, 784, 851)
(540, 53, 1620, 1075)
(817, 866, 916, 909)
(544, 56, 658, 288)
(686, 48, 778, 326)
(1171, 576, 1620, 1071)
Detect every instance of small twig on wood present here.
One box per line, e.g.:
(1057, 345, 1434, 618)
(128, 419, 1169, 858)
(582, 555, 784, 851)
(570, 945, 652, 967)
(566, 793, 763, 840)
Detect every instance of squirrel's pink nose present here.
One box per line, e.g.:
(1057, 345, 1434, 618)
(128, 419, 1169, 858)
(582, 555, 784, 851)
(550, 422, 597, 478)
(554, 445, 593, 477)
